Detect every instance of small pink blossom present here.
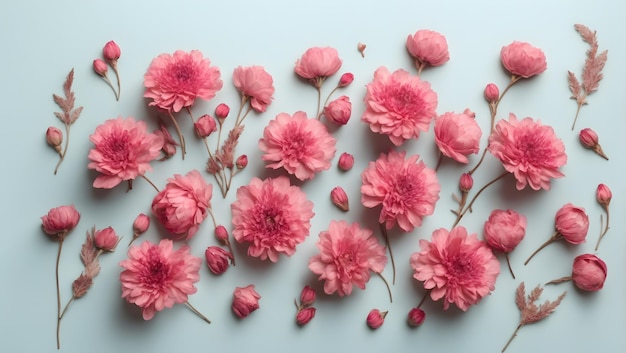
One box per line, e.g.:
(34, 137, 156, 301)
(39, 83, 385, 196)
(338, 73, 354, 87)
(488, 113, 567, 191)
(299, 285, 316, 307)
(323, 95, 351, 125)
(366, 309, 387, 329)
(88, 117, 164, 189)
(500, 41, 547, 78)
(484, 83, 499, 103)
(205, 246, 231, 275)
(144, 50, 223, 112)
(579, 128, 608, 160)
(555, 203, 589, 244)
(484, 209, 527, 253)
(215, 103, 230, 120)
(133, 213, 150, 235)
(120, 239, 201, 320)
(153, 123, 178, 159)
(361, 150, 440, 232)
(103, 40, 121, 63)
(308, 220, 387, 296)
(259, 111, 336, 181)
(572, 254, 607, 291)
(194, 114, 217, 138)
(330, 186, 349, 212)
(231, 176, 314, 262)
(41, 205, 80, 237)
(94, 226, 119, 252)
(459, 173, 473, 192)
(406, 29, 450, 67)
(295, 47, 342, 87)
(93, 59, 108, 77)
(46, 127, 63, 150)
(410, 226, 500, 311)
(596, 184, 612, 207)
(296, 307, 316, 326)
(233, 66, 275, 113)
(151, 170, 213, 240)
(215, 225, 229, 243)
(434, 109, 482, 164)
(338, 152, 354, 171)
(232, 285, 261, 319)
(407, 307, 426, 327)
(362, 67, 438, 146)
(236, 155, 248, 169)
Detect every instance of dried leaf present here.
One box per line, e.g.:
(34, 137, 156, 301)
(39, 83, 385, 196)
(575, 24, 598, 55)
(515, 282, 526, 311)
(80, 229, 97, 267)
(516, 283, 566, 326)
(216, 125, 244, 169)
(72, 274, 93, 299)
(52, 68, 83, 126)
(583, 50, 607, 94)
(567, 71, 581, 98)
(85, 259, 101, 278)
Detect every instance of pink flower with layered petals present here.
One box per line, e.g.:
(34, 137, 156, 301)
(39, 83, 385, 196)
(434, 109, 482, 163)
(483, 209, 526, 253)
(41, 205, 80, 237)
(572, 254, 607, 291)
(410, 226, 500, 311)
(231, 176, 314, 262)
(144, 50, 223, 112)
(232, 285, 261, 319)
(233, 66, 275, 112)
(488, 113, 566, 190)
(361, 150, 440, 231)
(259, 111, 336, 180)
(120, 239, 201, 320)
(309, 220, 387, 296)
(406, 29, 450, 67)
(362, 67, 438, 146)
(295, 47, 342, 86)
(88, 117, 164, 189)
(500, 41, 547, 78)
(151, 170, 212, 240)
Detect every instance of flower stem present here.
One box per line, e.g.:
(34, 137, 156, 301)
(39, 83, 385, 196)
(571, 101, 584, 131)
(504, 253, 516, 279)
(55, 237, 64, 349)
(376, 272, 393, 303)
(545, 276, 572, 286)
(592, 145, 609, 160)
(101, 75, 119, 101)
(524, 232, 560, 266)
(434, 153, 443, 172)
(318, 86, 339, 120)
(452, 172, 508, 227)
(185, 301, 211, 324)
(139, 175, 160, 193)
(468, 147, 488, 176)
(502, 323, 523, 352)
(595, 209, 610, 251)
(417, 290, 429, 308)
(415, 60, 425, 76)
(315, 86, 322, 120)
(380, 223, 396, 285)
(54, 123, 70, 175)
(167, 110, 186, 159)
(111, 62, 121, 101)
(59, 297, 75, 320)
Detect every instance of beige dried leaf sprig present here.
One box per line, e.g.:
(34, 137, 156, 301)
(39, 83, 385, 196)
(50, 68, 83, 174)
(502, 282, 567, 352)
(208, 125, 244, 198)
(568, 24, 608, 130)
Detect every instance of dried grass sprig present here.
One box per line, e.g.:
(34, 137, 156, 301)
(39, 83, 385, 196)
(51, 68, 83, 174)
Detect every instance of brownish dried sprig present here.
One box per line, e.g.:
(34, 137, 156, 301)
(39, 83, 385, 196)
(207, 125, 244, 197)
(568, 24, 608, 130)
(51, 68, 83, 174)
(502, 282, 567, 352)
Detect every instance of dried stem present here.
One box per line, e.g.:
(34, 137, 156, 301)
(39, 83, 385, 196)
(452, 172, 508, 227)
(595, 209, 610, 251)
(417, 290, 429, 308)
(55, 237, 64, 349)
(524, 232, 561, 266)
(59, 297, 75, 320)
(502, 324, 522, 352)
(139, 175, 160, 193)
(376, 272, 393, 303)
(380, 223, 396, 285)
(434, 153, 443, 172)
(571, 103, 583, 130)
(101, 75, 119, 101)
(111, 62, 121, 101)
(315, 86, 322, 120)
(54, 123, 70, 175)
(545, 276, 572, 286)
(185, 301, 211, 324)
(318, 85, 339, 120)
(504, 253, 516, 279)
(167, 110, 186, 159)
(415, 60, 425, 76)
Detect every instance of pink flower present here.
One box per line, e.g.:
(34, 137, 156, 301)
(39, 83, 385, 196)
(484, 83, 499, 103)
(555, 203, 589, 244)
(231, 176, 314, 262)
(205, 246, 231, 275)
(338, 73, 354, 87)
(434, 109, 482, 164)
(362, 67, 438, 146)
(151, 170, 213, 240)
(235, 155, 248, 169)
(299, 285, 317, 307)
(366, 309, 387, 329)
(41, 205, 80, 237)
(214, 225, 229, 243)
(119, 239, 201, 320)
(338, 152, 354, 171)
(93, 59, 108, 77)
(233, 66, 275, 113)
(215, 103, 230, 120)
(88, 117, 164, 189)
(410, 226, 500, 311)
(459, 173, 473, 192)
(406, 29, 450, 67)
(500, 41, 547, 78)
(232, 285, 261, 319)
(133, 213, 150, 235)
(572, 254, 607, 291)
(259, 111, 336, 180)
(194, 114, 217, 138)
(361, 150, 440, 231)
(94, 226, 119, 252)
(46, 126, 63, 148)
(323, 95, 351, 125)
(488, 113, 567, 191)
(103, 41, 121, 63)
(579, 128, 608, 160)
(596, 183, 612, 207)
(483, 209, 526, 253)
(308, 220, 387, 296)
(296, 307, 316, 326)
(153, 123, 178, 159)
(330, 186, 349, 212)
(295, 47, 342, 87)
(407, 308, 426, 327)
(144, 50, 223, 112)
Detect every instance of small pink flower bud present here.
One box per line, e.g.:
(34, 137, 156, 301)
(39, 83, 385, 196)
(215, 103, 230, 121)
(154, 124, 178, 160)
(484, 83, 499, 103)
(331, 186, 349, 212)
(46, 127, 63, 151)
(358, 43, 367, 58)
(338, 152, 354, 171)
(571, 254, 607, 291)
(236, 155, 248, 169)
(194, 114, 217, 138)
(133, 213, 150, 235)
(93, 59, 108, 77)
(94, 226, 119, 252)
(366, 309, 387, 329)
(323, 95, 351, 125)
(215, 225, 229, 243)
(555, 203, 589, 244)
(596, 183, 612, 208)
(299, 285, 316, 307)
(407, 307, 426, 327)
(232, 285, 261, 319)
(205, 246, 231, 275)
(338, 73, 354, 87)
(103, 40, 121, 63)
(296, 307, 316, 326)
(579, 128, 608, 160)
(459, 173, 473, 192)
(41, 205, 80, 237)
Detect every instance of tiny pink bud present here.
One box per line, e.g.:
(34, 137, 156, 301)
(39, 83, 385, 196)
(133, 213, 150, 235)
(232, 285, 261, 319)
(299, 285, 316, 307)
(94, 226, 119, 252)
(215, 225, 229, 243)
(579, 128, 608, 160)
(338, 73, 354, 87)
(358, 43, 367, 58)
(103, 40, 121, 63)
(215, 103, 230, 120)
(236, 155, 248, 169)
(366, 309, 387, 329)
(323, 95, 351, 125)
(194, 114, 217, 138)
(46, 126, 63, 150)
(93, 59, 108, 77)
(338, 152, 354, 171)
(205, 246, 231, 275)
(331, 186, 349, 212)
(407, 307, 426, 327)
(596, 183, 612, 208)
(296, 307, 316, 326)
(459, 173, 473, 192)
(484, 83, 499, 103)
(571, 254, 607, 291)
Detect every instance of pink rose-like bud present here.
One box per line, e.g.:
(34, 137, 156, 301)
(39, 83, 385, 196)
(215, 103, 230, 120)
(296, 307, 316, 326)
(41, 205, 81, 237)
(331, 186, 349, 212)
(572, 254, 607, 291)
(500, 41, 547, 78)
(484, 209, 527, 253)
(555, 203, 589, 244)
(93, 59, 108, 77)
(215, 225, 229, 243)
(366, 309, 387, 329)
(484, 83, 499, 103)
(205, 246, 231, 275)
(299, 285, 317, 307)
(434, 109, 482, 164)
(133, 213, 150, 235)
(103, 40, 121, 63)
(295, 47, 343, 84)
(46, 126, 63, 149)
(323, 95, 351, 125)
(338, 152, 354, 171)
(236, 155, 248, 169)
(406, 29, 450, 67)
(338, 73, 354, 87)
(194, 114, 217, 138)
(232, 285, 261, 319)
(94, 226, 119, 251)
(596, 183, 612, 208)
(459, 173, 473, 192)
(579, 128, 599, 148)
(407, 307, 426, 327)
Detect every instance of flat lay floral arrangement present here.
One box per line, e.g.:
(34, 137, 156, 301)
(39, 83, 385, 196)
(40, 23, 614, 352)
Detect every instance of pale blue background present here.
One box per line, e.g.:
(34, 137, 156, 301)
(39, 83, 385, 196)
(1, 0, 625, 352)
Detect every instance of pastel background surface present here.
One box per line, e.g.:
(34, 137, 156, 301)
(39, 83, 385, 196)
(1, 0, 624, 352)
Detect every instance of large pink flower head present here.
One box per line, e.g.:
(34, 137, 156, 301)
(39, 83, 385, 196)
(308, 220, 387, 297)
(294, 47, 342, 87)
(41, 205, 80, 237)
(406, 29, 450, 67)
(410, 226, 500, 311)
(231, 176, 314, 262)
(488, 113, 566, 190)
(259, 111, 336, 180)
(483, 209, 526, 253)
(120, 239, 201, 320)
(151, 170, 212, 240)
(362, 67, 438, 146)
(144, 50, 223, 112)
(233, 66, 275, 113)
(361, 150, 440, 231)
(434, 109, 482, 163)
(500, 41, 547, 78)
(555, 203, 589, 244)
(88, 117, 164, 189)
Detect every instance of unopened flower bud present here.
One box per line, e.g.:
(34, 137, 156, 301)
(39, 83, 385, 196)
(94, 226, 119, 252)
(358, 43, 367, 58)
(46, 127, 63, 153)
(296, 307, 316, 326)
(338, 152, 354, 171)
(194, 114, 217, 138)
(323, 96, 351, 125)
(572, 254, 607, 291)
(331, 186, 349, 212)
(236, 155, 248, 169)
(555, 203, 589, 244)
(232, 285, 261, 319)
(407, 307, 426, 327)
(133, 213, 150, 235)
(596, 183, 612, 208)
(215, 225, 229, 243)
(366, 309, 387, 329)
(103, 40, 121, 63)
(205, 246, 232, 275)
(459, 173, 473, 192)
(484, 83, 499, 103)
(579, 128, 608, 160)
(338, 73, 354, 87)
(93, 59, 108, 77)
(299, 285, 316, 307)
(215, 103, 230, 121)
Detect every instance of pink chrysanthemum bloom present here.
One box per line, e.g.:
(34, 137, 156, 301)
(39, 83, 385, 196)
(144, 50, 223, 112)
(259, 111, 336, 180)
(434, 109, 482, 164)
(362, 67, 438, 146)
(88, 117, 164, 189)
(233, 66, 275, 113)
(231, 176, 314, 262)
(410, 227, 500, 311)
(294, 47, 342, 87)
(309, 220, 387, 296)
(361, 150, 440, 232)
(488, 113, 567, 190)
(119, 239, 201, 320)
